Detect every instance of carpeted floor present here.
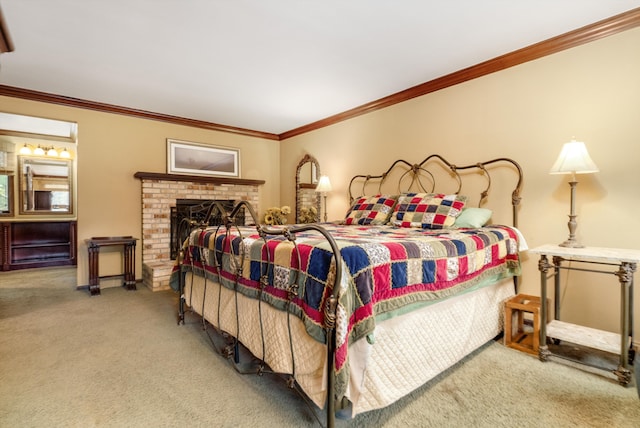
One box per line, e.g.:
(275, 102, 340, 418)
(1, 267, 639, 427)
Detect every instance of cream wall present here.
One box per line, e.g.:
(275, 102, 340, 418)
(0, 96, 280, 287)
(281, 27, 640, 337)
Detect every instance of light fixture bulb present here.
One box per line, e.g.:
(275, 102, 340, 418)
(19, 144, 31, 155)
(34, 145, 45, 155)
(47, 147, 59, 157)
(60, 148, 71, 158)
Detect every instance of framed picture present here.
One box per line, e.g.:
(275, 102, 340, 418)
(167, 139, 240, 177)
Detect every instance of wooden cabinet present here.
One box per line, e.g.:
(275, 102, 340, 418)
(0, 221, 77, 270)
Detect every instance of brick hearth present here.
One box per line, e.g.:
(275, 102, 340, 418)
(134, 172, 264, 291)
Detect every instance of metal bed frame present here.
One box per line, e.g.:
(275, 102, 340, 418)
(175, 155, 523, 427)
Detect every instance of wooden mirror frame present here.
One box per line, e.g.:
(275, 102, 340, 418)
(295, 154, 321, 223)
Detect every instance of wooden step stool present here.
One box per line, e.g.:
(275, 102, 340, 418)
(504, 294, 543, 356)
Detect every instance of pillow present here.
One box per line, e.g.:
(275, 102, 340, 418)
(453, 207, 493, 228)
(344, 194, 398, 225)
(390, 192, 467, 229)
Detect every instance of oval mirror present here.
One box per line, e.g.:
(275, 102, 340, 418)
(19, 156, 73, 214)
(295, 154, 321, 223)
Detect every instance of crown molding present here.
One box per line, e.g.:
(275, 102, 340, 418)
(279, 7, 640, 140)
(0, 85, 280, 141)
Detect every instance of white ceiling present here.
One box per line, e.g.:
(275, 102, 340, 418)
(1, 1, 639, 135)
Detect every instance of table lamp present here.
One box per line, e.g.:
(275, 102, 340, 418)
(549, 139, 599, 248)
(315, 175, 332, 222)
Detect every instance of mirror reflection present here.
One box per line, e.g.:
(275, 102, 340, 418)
(0, 174, 12, 215)
(295, 154, 321, 223)
(19, 157, 72, 214)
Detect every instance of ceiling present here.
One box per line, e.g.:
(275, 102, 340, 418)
(1, 1, 640, 136)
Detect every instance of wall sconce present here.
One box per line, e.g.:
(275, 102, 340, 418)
(549, 139, 599, 248)
(315, 175, 332, 222)
(18, 143, 73, 159)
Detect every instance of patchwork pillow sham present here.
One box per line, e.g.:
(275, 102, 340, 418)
(344, 194, 398, 225)
(390, 192, 467, 229)
(453, 207, 493, 228)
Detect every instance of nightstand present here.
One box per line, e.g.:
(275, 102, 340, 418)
(529, 244, 640, 386)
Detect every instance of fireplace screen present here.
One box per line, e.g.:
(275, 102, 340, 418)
(170, 199, 244, 260)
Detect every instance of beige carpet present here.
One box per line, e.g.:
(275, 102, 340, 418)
(1, 267, 639, 427)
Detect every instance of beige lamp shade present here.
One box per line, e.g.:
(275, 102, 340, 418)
(549, 140, 599, 175)
(315, 175, 332, 193)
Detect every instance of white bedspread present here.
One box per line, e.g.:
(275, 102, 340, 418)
(182, 273, 514, 416)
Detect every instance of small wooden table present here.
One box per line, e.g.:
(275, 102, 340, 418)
(86, 236, 138, 296)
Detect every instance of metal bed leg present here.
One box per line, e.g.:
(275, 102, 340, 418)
(178, 266, 185, 325)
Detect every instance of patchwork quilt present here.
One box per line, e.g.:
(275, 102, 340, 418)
(170, 223, 521, 399)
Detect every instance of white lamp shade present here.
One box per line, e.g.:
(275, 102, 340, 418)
(315, 175, 332, 193)
(549, 140, 599, 175)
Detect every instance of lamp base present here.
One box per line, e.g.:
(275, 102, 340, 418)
(559, 239, 584, 248)
(560, 182, 584, 248)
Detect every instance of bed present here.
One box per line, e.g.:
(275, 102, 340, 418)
(170, 154, 525, 427)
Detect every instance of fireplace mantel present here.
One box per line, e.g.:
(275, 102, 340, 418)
(134, 171, 265, 186)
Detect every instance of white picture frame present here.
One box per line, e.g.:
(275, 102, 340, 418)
(167, 139, 240, 178)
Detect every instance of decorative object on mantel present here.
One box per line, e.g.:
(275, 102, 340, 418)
(263, 206, 291, 225)
(167, 138, 240, 178)
(298, 206, 318, 223)
(549, 138, 599, 248)
(315, 175, 332, 222)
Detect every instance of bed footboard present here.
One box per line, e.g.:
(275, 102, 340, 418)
(176, 200, 343, 428)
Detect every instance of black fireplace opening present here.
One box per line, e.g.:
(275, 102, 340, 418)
(170, 199, 244, 260)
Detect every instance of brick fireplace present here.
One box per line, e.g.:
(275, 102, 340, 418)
(134, 172, 264, 291)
